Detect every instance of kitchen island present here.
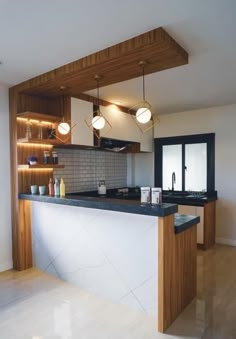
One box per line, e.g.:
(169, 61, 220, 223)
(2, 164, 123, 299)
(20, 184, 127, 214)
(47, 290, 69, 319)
(18, 193, 199, 332)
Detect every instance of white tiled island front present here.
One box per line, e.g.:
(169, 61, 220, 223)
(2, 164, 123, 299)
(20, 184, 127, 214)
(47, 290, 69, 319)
(32, 202, 158, 316)
(18, 194, 199, 332)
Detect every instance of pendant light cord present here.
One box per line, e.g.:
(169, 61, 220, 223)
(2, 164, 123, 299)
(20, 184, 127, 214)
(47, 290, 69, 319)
(97, 77, 100, 104)
(62, 92, 65, 121)
(96, 75, 101, 116)
(142, 65, 146, 101)
(60, 86, 65, 121)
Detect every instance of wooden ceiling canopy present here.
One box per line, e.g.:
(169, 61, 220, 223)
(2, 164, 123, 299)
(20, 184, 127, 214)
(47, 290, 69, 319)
(15, 27, 188, 98)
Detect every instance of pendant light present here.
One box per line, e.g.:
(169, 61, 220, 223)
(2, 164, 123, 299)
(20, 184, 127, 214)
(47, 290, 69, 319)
(136, 61, 152, 124)
(129, 61, 160, 133)
(51, 86, 76, 143)
(91, 75, 106, 130)
(85, 75, 112, 139)
(58, 87, 71, 135)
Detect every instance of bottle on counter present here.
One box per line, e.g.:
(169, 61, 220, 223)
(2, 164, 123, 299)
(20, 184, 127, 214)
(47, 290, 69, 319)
(60, 178, 65, 198)
(48, 178, 54, 196)
(54, 177, 60, 197)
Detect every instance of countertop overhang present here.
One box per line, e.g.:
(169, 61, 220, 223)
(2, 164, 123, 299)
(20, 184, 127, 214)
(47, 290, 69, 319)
(19, 193, 200, 234)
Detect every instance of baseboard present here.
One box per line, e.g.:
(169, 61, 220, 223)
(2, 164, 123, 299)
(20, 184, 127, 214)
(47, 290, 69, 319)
(0, 260, 13, 273)
(216, 237, 236, 247)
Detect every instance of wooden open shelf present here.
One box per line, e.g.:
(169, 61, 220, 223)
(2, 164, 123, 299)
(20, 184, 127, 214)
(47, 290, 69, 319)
(17, 137, 63, 145)
(18, 164, 65, 169)
(16, 111, 61, 123)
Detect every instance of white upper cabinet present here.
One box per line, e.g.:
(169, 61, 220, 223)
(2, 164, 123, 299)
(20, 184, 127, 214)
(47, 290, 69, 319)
(71, 98, 93, 146)
(100, 105, 153, 152)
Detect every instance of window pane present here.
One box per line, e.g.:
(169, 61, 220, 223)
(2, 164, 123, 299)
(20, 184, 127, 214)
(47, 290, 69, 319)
(162, 145, 182, 191)
(185, 143, 207, 191)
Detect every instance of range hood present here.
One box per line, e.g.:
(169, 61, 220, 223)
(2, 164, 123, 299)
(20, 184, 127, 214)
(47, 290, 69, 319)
(100, 137, 140, 153)
(54, 137, 141, 153)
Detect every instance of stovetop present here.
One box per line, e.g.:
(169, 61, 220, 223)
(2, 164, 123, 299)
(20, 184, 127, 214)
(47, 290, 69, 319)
(67, 187, 141, 200)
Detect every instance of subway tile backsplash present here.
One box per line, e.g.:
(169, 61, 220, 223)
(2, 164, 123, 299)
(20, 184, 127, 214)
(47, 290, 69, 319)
(54, 149, 127, 193)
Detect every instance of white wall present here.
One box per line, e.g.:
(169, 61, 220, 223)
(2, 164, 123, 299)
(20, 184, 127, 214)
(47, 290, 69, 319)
(101, 105, 153, 152)
(130, 104, 236, 245)
(127, 153, 154, 188)
(0, 85, 12, 271)
(128, 105, 236, 246)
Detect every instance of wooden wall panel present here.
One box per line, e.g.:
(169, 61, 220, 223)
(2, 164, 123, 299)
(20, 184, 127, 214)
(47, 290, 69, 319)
(17, 200, 32, 270)
(17, 119, 55, 140)
(158, 216, 197, 332)
(17, 144, 54, 193)
(9, 88, 19, 270)
(10, 91, 72, 269)
(17, 94, 61, 116)
(17, 144, 53, 165)
(204, 201, 216, 249)
(18, 169, 53, 194)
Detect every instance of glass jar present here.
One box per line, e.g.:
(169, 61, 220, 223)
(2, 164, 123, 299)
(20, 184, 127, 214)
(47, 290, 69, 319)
(52, 151, 58, 164)
(25, 120, 32, 139)
(43, 150, 50, 164)
(37, 121, 43, 139)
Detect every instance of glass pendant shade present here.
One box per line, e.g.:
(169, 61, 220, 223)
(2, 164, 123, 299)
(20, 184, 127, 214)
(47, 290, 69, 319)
(58, 121, 70, 135)
(92, 115, 106, 130)
(136, 107, 152, 124)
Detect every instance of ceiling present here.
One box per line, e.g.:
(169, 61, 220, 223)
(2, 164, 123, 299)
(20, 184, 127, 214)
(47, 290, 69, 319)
(0, 0, 236, 114)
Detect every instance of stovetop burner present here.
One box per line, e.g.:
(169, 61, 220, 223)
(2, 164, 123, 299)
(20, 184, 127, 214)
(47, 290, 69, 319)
(67, 187, 141, 200)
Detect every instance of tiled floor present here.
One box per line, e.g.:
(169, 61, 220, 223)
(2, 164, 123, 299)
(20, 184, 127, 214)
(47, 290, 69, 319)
(0, 244, 236, 339)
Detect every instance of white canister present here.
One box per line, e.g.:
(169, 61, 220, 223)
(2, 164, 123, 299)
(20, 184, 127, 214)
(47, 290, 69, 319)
(140, 187, 151, 204)
(151, 187, 162, 205)
(98, 180, 107, 195)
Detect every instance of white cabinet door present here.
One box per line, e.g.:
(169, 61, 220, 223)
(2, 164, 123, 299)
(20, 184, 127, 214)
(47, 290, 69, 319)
(178, 204, 204, 245)
(100, 105, 153, 152)
(71, 98, 93, 146)
(195, 206, 204, 244)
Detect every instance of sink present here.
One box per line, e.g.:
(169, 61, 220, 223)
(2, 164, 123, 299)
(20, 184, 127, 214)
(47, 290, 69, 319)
(163, 193, 189, 199)
(163, 192, 206, 200)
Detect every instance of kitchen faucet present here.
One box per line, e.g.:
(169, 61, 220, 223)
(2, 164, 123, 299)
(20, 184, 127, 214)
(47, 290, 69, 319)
(172, 172, 176, 191)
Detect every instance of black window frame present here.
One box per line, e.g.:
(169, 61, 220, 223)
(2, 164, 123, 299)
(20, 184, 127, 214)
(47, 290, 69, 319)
(154, 133, 215, 193)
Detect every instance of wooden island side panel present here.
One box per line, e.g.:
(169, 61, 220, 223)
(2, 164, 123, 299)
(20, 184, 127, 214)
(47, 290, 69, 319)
(158, 215, 197, 332)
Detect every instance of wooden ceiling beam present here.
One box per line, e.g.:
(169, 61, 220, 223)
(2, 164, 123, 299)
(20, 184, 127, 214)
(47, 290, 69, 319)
(12, 27, 188, 97)
(74, 92, 136, 116)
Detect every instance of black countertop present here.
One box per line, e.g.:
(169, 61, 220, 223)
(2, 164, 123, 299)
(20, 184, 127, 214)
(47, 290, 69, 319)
(162, 192, 217, 206)
(18, 193, 200, 233)
(19, 193, 177, 217)
(174, 214, 200, 233)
